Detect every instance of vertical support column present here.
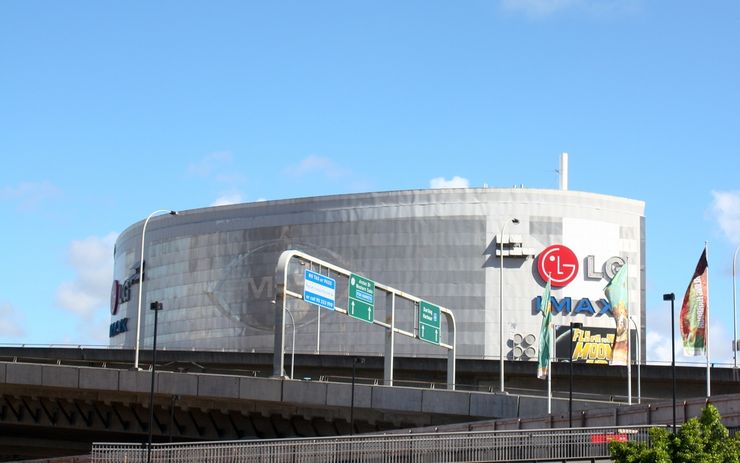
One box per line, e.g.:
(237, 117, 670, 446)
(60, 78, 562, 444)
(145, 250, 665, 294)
(273, 251, 295, 378)
(384, 292, 395, 386)
(445, 310, 456, 390)
(272, 290, 286, 377)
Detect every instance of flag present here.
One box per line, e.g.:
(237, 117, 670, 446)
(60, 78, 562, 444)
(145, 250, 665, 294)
(604, 263, 629, 366)
(537, 280, 552, 380)
(680, 249, 708, 356)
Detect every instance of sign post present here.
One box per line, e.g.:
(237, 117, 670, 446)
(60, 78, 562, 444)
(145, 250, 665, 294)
(418, 300, 441, 345)
(274, 250, 456, 389)
(348, 273, 375, 323)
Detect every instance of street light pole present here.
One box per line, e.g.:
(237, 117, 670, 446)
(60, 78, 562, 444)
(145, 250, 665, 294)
(134, 210, 177, 370)
(499, 218, 519, 393)
(664, 293, 676, 433)
(733, 247, 740, 370)
(147, 301, 163, 463)
(629, 316, 641, 404)
(569, 322, 582, 428)
(285, 308, 296, 380)
(349, 357, 365, 435)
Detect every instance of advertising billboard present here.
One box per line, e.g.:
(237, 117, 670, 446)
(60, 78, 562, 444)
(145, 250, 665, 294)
(554, 325, 636, 364)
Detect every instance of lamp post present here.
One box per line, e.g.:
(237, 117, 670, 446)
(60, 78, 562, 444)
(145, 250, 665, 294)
(629, 316, 641, 404)
(134, 210, 177, 370)
(499, 218, 519, 393)
(147, 301, 163, 463)
(568, 322, 582, 428)
(733, 246, 740, 370)
(663, 292, 676, 433)
(285, 307, 296, 380)
(349, 357, 365, 435)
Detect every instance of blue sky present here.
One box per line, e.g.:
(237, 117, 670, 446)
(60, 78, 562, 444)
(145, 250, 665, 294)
(1, 1, 738, 366)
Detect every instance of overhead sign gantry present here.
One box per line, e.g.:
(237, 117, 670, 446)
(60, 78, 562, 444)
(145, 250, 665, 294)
(272, 250, 457, 389)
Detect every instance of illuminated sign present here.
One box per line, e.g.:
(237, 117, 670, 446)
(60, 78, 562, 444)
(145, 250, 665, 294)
(537, 244, 579, 287)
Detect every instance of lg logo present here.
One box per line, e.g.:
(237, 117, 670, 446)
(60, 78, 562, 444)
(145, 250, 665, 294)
(537, 244, 579, 287)
(537, 244, 626, 288)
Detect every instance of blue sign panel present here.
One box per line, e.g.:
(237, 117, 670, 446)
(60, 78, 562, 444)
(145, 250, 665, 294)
(303, 269, 336, 310)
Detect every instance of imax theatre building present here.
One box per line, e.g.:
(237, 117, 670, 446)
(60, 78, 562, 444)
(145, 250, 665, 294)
(110, 187, 645, 365)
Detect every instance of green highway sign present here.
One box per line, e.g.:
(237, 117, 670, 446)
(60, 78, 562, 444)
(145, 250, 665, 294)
(348, 273, 375, 323)
(418, 300, 441, 345)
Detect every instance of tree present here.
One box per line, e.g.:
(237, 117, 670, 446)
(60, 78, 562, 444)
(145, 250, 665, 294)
(609, 404, 740, 463)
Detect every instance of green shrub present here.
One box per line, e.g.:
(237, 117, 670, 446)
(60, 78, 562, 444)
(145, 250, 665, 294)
(609, 404, 740, 463)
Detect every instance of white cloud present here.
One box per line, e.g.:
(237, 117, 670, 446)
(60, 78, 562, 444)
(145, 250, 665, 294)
(187, 151, 234, 177)
(0, 181, 61, 211)
(500, 0, 580, 17)
(55, 232, 118, 319)
(711, 191, 740, 245)
(430, 176, 470, 189)
(0, 303, 24, 337)
(189, 151, 247, 207)
(499, 0, 639, 18)
(645, 301, 732, 366)
(210, 192, 244, 207)
(285, 155, 350, 179)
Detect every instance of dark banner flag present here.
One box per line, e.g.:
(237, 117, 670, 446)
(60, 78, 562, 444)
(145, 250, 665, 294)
(680, 249, 708, 356)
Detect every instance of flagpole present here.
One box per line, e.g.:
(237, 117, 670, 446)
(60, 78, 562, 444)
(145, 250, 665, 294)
(626, 258, 632, 405)
(705, 242, 711, 397)
(548, 322, 553, 414)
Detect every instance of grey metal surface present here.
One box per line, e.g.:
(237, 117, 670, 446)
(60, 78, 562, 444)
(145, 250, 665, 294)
(111, 188, 645, 360)
(91, 425, 654, 463)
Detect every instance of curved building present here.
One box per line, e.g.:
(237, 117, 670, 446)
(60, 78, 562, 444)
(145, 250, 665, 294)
(110, 188, 645, 362)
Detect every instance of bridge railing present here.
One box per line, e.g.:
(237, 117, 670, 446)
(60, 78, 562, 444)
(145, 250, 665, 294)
(92, 425, 655, 463)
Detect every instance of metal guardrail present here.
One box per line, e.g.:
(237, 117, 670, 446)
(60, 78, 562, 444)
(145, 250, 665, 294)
(92, 425, 654, 463)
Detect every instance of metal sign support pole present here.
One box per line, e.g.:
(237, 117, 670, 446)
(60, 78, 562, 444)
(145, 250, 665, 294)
(446, 307, 456, 390)
(384, 292, 395, 386)
(272, 250, 457, 388)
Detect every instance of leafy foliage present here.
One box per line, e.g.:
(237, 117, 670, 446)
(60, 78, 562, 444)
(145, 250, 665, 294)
(609, 405, 740, 463)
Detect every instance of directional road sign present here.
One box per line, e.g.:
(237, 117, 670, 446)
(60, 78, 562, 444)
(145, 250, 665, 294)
(418, 300, 440, 345)
(348, 273, 375, 323)
(303, 269, 336, 310)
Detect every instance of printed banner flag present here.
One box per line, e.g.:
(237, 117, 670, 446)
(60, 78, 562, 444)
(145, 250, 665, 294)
(537, 280, 553, 380)
(680, 249, 708, 356)
(604, 263, 629, 366)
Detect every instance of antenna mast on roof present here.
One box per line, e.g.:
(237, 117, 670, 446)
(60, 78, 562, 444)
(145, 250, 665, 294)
(559, 152, 569, 190)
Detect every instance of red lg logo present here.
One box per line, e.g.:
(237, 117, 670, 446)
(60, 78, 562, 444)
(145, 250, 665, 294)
(110, 280, 120, 315)
(537, 244, 579, 287)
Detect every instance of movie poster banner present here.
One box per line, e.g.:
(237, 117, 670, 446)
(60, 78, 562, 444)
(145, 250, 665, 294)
(680, 249, 708, 356)
(555, 325, 636, 364)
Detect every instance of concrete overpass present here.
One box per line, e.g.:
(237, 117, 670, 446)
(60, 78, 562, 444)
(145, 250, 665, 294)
(0, 346, 738, 461)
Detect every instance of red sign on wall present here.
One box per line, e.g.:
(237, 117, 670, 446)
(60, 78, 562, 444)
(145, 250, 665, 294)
(537, 244, 579, 287)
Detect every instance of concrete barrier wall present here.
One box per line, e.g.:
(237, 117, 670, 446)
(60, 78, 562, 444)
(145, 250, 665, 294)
(3, 362, 737, 431)
(0, 362, 555, 422)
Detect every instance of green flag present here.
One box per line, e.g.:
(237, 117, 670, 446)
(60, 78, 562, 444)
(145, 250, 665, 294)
(537, 280, 552, 380)
(604, 263, 629, 366)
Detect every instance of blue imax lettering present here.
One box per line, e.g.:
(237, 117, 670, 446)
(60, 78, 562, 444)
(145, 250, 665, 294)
(535, 296, 612, 316)
(109, 317, 129, 337)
